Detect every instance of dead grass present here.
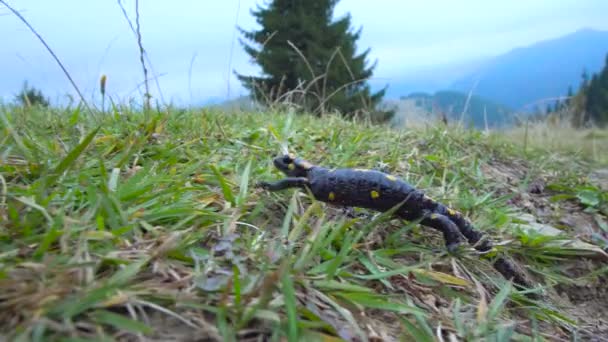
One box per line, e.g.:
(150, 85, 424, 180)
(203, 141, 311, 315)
(503, 119, 608, 164)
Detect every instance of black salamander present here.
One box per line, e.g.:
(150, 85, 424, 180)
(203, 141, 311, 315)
(258, 154, 533, 290)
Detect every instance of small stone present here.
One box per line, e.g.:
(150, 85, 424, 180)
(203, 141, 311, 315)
(528, 178, 545, 194)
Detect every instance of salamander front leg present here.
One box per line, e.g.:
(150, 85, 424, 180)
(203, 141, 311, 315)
(420, 213, 466, 253)
(256, 177, 310, 191)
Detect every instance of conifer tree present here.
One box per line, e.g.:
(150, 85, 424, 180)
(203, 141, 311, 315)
(15, 82, 49, 107)
(565, 86, 573, 107)
(571, 56, 608, 127)
(581, 54, 608, 126)
(553, 99, 561, 113)
(581, 69, 589, 88)
(236, 0, 390, 120)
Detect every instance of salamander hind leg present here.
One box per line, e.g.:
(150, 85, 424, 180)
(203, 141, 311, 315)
(420, 212, 466, 253)
(440, 205, 493, 252)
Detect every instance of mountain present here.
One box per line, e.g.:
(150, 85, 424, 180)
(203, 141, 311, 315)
(390, 90, 514, 129)
(449, 28, 608, 111)
(383, 57, 492, 98)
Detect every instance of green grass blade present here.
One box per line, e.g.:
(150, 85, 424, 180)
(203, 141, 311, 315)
(55, 285, 117, 319)
(281, 267, 298, 341)
(44, 126, 100, 189)
(107, 257, 149, 287)
(236, 159, 252, 208)
(488, 281, 512, 322)
(233, 264, 242, 310)
(281, 194, 298, 237)
(90, 310, 153, 334)
(210, 164, 235, 206)
(336, 292, 427, 315)
(0, 109, 32, 160)
(400, 317, 435, 342)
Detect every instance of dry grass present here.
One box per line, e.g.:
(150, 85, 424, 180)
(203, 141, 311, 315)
(503, 118, 608, 164)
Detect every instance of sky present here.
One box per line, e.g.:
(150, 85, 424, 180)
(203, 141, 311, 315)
(1, 0, 607, 106)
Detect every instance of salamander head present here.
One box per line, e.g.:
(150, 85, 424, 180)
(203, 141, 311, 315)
(273, 154, 314, 177)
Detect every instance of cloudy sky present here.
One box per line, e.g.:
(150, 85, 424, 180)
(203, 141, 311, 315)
(1, 0, 607, 105)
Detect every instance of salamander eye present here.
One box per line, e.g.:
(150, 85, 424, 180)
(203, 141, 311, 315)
(283, 155, 293, 163)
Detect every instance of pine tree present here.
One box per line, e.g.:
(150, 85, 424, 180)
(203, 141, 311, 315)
(553, 99, 561, 113)
(581, 69, 590, 89)
(571, 55, 608, 127)
(15, 82, 49, 107)
(586, 75, 600, 120)
(583, 54, 608, 126)
(236, 0, 390, 120)
(565, 86, 573, 107)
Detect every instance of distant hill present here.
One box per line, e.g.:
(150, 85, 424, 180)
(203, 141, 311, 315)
(383, 57, 492, 98)
(449, 28, 608, 111)
(390, 91, 514, 128)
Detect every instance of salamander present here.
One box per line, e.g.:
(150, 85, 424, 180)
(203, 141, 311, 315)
(257, 154, 533, 290)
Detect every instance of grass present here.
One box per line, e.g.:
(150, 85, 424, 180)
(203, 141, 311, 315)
(504, 118, 608, 164)
(1, 104, 607, 341)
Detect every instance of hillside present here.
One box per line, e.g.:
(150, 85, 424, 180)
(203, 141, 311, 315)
(1, 107, 608, 341)
(383, 57, 493, 99)
(450, 28, 608, 110)
(391, 91, 514, 129)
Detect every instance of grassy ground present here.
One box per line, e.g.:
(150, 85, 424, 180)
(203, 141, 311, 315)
(1, 106, 608, 341)
(504, 119, 608, 165)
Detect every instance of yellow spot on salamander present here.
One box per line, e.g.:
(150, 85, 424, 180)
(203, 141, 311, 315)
(430, 213, 439, 219)
(288, 163, 295, 170)
(300, 160, 313, 169)
(386, 175, 397, 181)
(328, 192, 335, 201)
(370, 190, 380, 199)
(447, 208, 458, 216)
(354, 168, 370, 172)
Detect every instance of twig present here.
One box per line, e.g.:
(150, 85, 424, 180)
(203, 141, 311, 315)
(239, 30, 277, 107)
(117, 0, 151, 111)
(336, 49, 371, 112)
(459, 77, 479, 125)
(0, 0, 93, 113)
(321, 47, 341, 114)
(286, 40, 322, 101)
(134, 299, 199, 329)
(314, 77, 370, 114)
(275, 76, 324, 107)
(116, 1, 166, 107)
(126, 73, 167, 99)
(134, 0, 150, 111)
(143, 51, 166, 109)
